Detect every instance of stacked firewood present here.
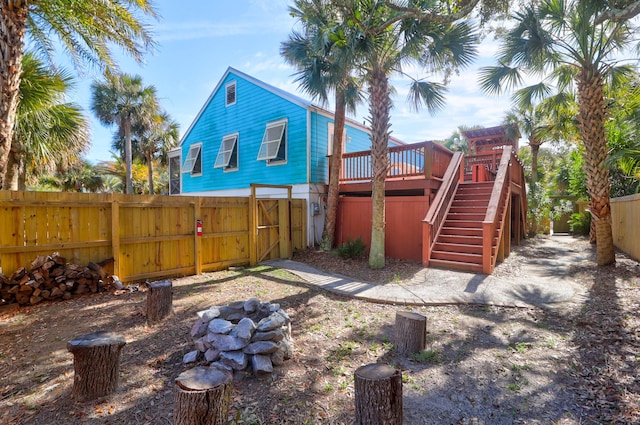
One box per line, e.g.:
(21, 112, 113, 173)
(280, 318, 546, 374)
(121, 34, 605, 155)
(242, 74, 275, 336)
(0, 254, 119, 306)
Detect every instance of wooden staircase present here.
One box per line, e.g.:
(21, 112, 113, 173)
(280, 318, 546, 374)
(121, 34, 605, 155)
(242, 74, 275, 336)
(429, 181, 499, 272)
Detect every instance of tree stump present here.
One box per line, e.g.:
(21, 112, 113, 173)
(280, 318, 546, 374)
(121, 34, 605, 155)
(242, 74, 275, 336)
(147, 280, 172, 324)
(354, 363, 402, 425)
(67, 331, 126, 401)
(395, 311, 427, 355)
(174, 366, 233, 425)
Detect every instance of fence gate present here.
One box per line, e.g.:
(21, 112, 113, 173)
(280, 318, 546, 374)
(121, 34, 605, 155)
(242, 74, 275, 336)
(250, 184, 293, 265)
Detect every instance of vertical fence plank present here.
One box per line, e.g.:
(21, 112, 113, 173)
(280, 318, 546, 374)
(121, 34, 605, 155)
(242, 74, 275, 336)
(111, 194, 121, 278)
(249, 189, 257, 266)
(194, 198, 202, 275)
(279, 199, 291, 259)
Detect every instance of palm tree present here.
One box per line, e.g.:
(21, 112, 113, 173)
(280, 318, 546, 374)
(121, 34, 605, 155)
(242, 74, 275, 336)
(0, 0, 157, 190)
(91, 73, 158, 194)
(282, 0, 362, 251)
(334, 0, 482, 269)
(504, 106, 549, 185)
(479, 0, 640, 266)
(133, 110, 180, 195)
(96, 154, 149, 194)
(38, 160, 104, 193)
(7, 52, 90, 190)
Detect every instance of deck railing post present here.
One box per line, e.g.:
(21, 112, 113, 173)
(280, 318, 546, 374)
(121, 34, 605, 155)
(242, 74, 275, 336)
(482, 221, 493, 274)
(422, 221, 431, 266)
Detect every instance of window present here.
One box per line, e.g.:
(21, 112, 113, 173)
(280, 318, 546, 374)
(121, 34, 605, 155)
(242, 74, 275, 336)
(169, 153, 181, 194)
(214, 134, 238, 171)
(257, 119, 287, 164)
(225, 81, 236, 106)
(327, 122, 347, 156)
(182, 143, 202, 176)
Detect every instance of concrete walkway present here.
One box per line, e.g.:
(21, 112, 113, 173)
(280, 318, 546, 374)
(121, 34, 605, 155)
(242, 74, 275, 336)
(264, 235, 591, 309)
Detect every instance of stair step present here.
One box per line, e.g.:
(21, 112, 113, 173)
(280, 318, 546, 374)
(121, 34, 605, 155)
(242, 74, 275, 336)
(457, 186, 493, 194)
(437, 235, 483, 245)
(430, 250, 482, 265)
(455, 193, 491, 201)
(451, 203, 489, 211)
(449, 205, 487, 212)
(446, 213, 485, 221)
(428, 258, 484, 273)
(458, 181, 493, 190)
(433, 242, 483, 254)
(439, 227, 482, 237)
(443, 220, 482, 229)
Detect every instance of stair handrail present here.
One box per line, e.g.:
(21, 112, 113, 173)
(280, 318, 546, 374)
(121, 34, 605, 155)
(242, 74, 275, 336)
(421, 151, 464, 266)
(481, 146, 513, 274)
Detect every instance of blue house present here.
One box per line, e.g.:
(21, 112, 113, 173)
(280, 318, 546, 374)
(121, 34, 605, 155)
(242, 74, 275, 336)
(169, 67, 403, 245)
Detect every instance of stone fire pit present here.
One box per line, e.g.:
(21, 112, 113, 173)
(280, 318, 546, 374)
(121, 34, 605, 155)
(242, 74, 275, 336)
(185, 298, 293, 376)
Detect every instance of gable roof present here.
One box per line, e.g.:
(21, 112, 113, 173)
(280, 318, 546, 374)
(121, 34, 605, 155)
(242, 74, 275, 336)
(179, 66, 405, 146)
(179, 67, 312, 146)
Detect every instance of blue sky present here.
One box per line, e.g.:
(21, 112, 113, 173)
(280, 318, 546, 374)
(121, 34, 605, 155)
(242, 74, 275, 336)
(67, 0, 514, 163)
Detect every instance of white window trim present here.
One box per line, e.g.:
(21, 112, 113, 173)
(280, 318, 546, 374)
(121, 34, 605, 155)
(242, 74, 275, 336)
(182, 142, 202, 176)
(257, 119, 287, 165)
(225, 81, 236, 107)
(214, 133, 239, 171)
(327, 122, 347, 156)
(168, 151, 181, 195)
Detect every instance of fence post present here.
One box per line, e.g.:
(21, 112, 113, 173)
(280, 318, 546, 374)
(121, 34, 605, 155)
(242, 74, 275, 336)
(111, 193, 121, 278)
(249, 186, 257, 266)
(194, 198, 202, 275)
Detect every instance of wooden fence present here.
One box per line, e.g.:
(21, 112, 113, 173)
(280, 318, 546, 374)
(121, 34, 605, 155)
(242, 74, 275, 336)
(611, 193, 640, 261)
(0, 190, 306, 282)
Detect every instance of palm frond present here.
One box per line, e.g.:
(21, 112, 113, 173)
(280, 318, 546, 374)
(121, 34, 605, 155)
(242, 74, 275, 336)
(407, 80, 447, 114)
(478, 64, 524, 96)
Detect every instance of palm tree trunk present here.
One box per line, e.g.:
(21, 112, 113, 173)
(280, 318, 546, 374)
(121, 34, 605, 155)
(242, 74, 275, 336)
(124, 119, 133, 194)
(368, 67, 391, 270)
(146, 152, 155, 195)
(0, 2, 28, 189)
(3, 141, 24, 190)
(530, 142, 540, 184)
(321, 89, 346, 251)
(577, 68, 615, 266)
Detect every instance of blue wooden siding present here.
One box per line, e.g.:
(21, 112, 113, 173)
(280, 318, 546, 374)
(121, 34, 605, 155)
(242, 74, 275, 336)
(309, 112, 373, 184)
(181, 71, 309, 193)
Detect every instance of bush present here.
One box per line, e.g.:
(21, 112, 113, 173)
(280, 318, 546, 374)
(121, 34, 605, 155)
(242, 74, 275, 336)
(335, 237, 367, 259)
(569, 211, 591, 235)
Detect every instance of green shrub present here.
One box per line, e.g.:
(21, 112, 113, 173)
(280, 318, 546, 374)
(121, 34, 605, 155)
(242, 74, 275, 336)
(335, 237, 366, 259)
(569, 211, 591, 235)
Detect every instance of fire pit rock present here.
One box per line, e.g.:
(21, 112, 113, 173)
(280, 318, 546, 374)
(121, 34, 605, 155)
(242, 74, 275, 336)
(185, 298, 293, 376)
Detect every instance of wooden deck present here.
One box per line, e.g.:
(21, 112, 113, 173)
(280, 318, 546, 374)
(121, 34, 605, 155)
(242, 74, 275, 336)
(337, 140, 527, 273)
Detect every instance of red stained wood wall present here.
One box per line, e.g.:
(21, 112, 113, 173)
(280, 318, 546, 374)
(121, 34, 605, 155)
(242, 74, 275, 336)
(336, 196, 429, 262)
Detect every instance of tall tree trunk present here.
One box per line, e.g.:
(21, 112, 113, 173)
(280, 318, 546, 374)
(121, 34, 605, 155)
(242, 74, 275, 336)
(368, 68, 390, 270)
(321, 89, 346, 251)
(530, 141, 540, 185)
(576, 68, 615, 266)
(3, 140, 24, 190)
(124, 119, 133, 194)
(0, 2, 28, 190)
(146, 152, 154, 195)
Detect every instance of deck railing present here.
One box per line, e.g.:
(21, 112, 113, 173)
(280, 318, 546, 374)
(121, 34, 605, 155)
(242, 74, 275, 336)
(421, 152, 464, 265)
(463, 151, 500, 180)
(482, 146, 514, 274)
(340, 141, 453, 182)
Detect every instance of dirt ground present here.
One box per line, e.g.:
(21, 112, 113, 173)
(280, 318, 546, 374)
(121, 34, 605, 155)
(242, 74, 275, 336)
(1, 236, 639, 424)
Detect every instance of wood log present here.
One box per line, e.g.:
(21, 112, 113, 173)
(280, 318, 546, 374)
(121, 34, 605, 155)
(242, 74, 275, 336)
(395, 311, 427, 355)
(174, 366, 233, 425)
(147, 280, 173, 324)
(354, 363, 402, 425)
(67, 331, 126, 402)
